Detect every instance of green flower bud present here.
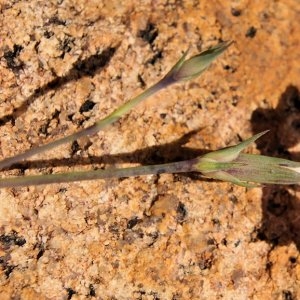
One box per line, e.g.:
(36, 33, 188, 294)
(164, 41, 233, 83)
(196, 131, 300, 186)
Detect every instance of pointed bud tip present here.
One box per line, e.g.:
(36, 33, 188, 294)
(164, 40, 234, 83)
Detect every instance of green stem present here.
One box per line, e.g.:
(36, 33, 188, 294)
(0, 159, 196, 188)
(0, 42, 231, 171)
(0, 80, 167, 170)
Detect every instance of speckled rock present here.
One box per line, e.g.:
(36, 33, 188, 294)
(0, 0, 300, 299)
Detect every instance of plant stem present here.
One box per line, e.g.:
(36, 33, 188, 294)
(0, 80, 166, 170)
(0, 159, 196, 188)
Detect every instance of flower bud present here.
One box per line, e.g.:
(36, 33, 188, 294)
(164, 41, 233, 83)
(195, 131, 300, 186)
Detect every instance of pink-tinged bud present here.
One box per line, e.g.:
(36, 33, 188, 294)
(195, 131, 300, 186)
(164, 41, 233, 83)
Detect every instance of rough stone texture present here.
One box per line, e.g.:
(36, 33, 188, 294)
(0, 0, 300, 299)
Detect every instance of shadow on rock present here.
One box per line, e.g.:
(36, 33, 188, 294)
(251, 85, 300, 249)
(0, 46, 117, 126)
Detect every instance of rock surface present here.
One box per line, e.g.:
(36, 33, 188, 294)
(0, 0, 300, 299)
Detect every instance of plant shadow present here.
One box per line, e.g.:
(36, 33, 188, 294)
(0, 46, 117, 126)
(11, 129, 208, 171)
(251, 85, 300, 250)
